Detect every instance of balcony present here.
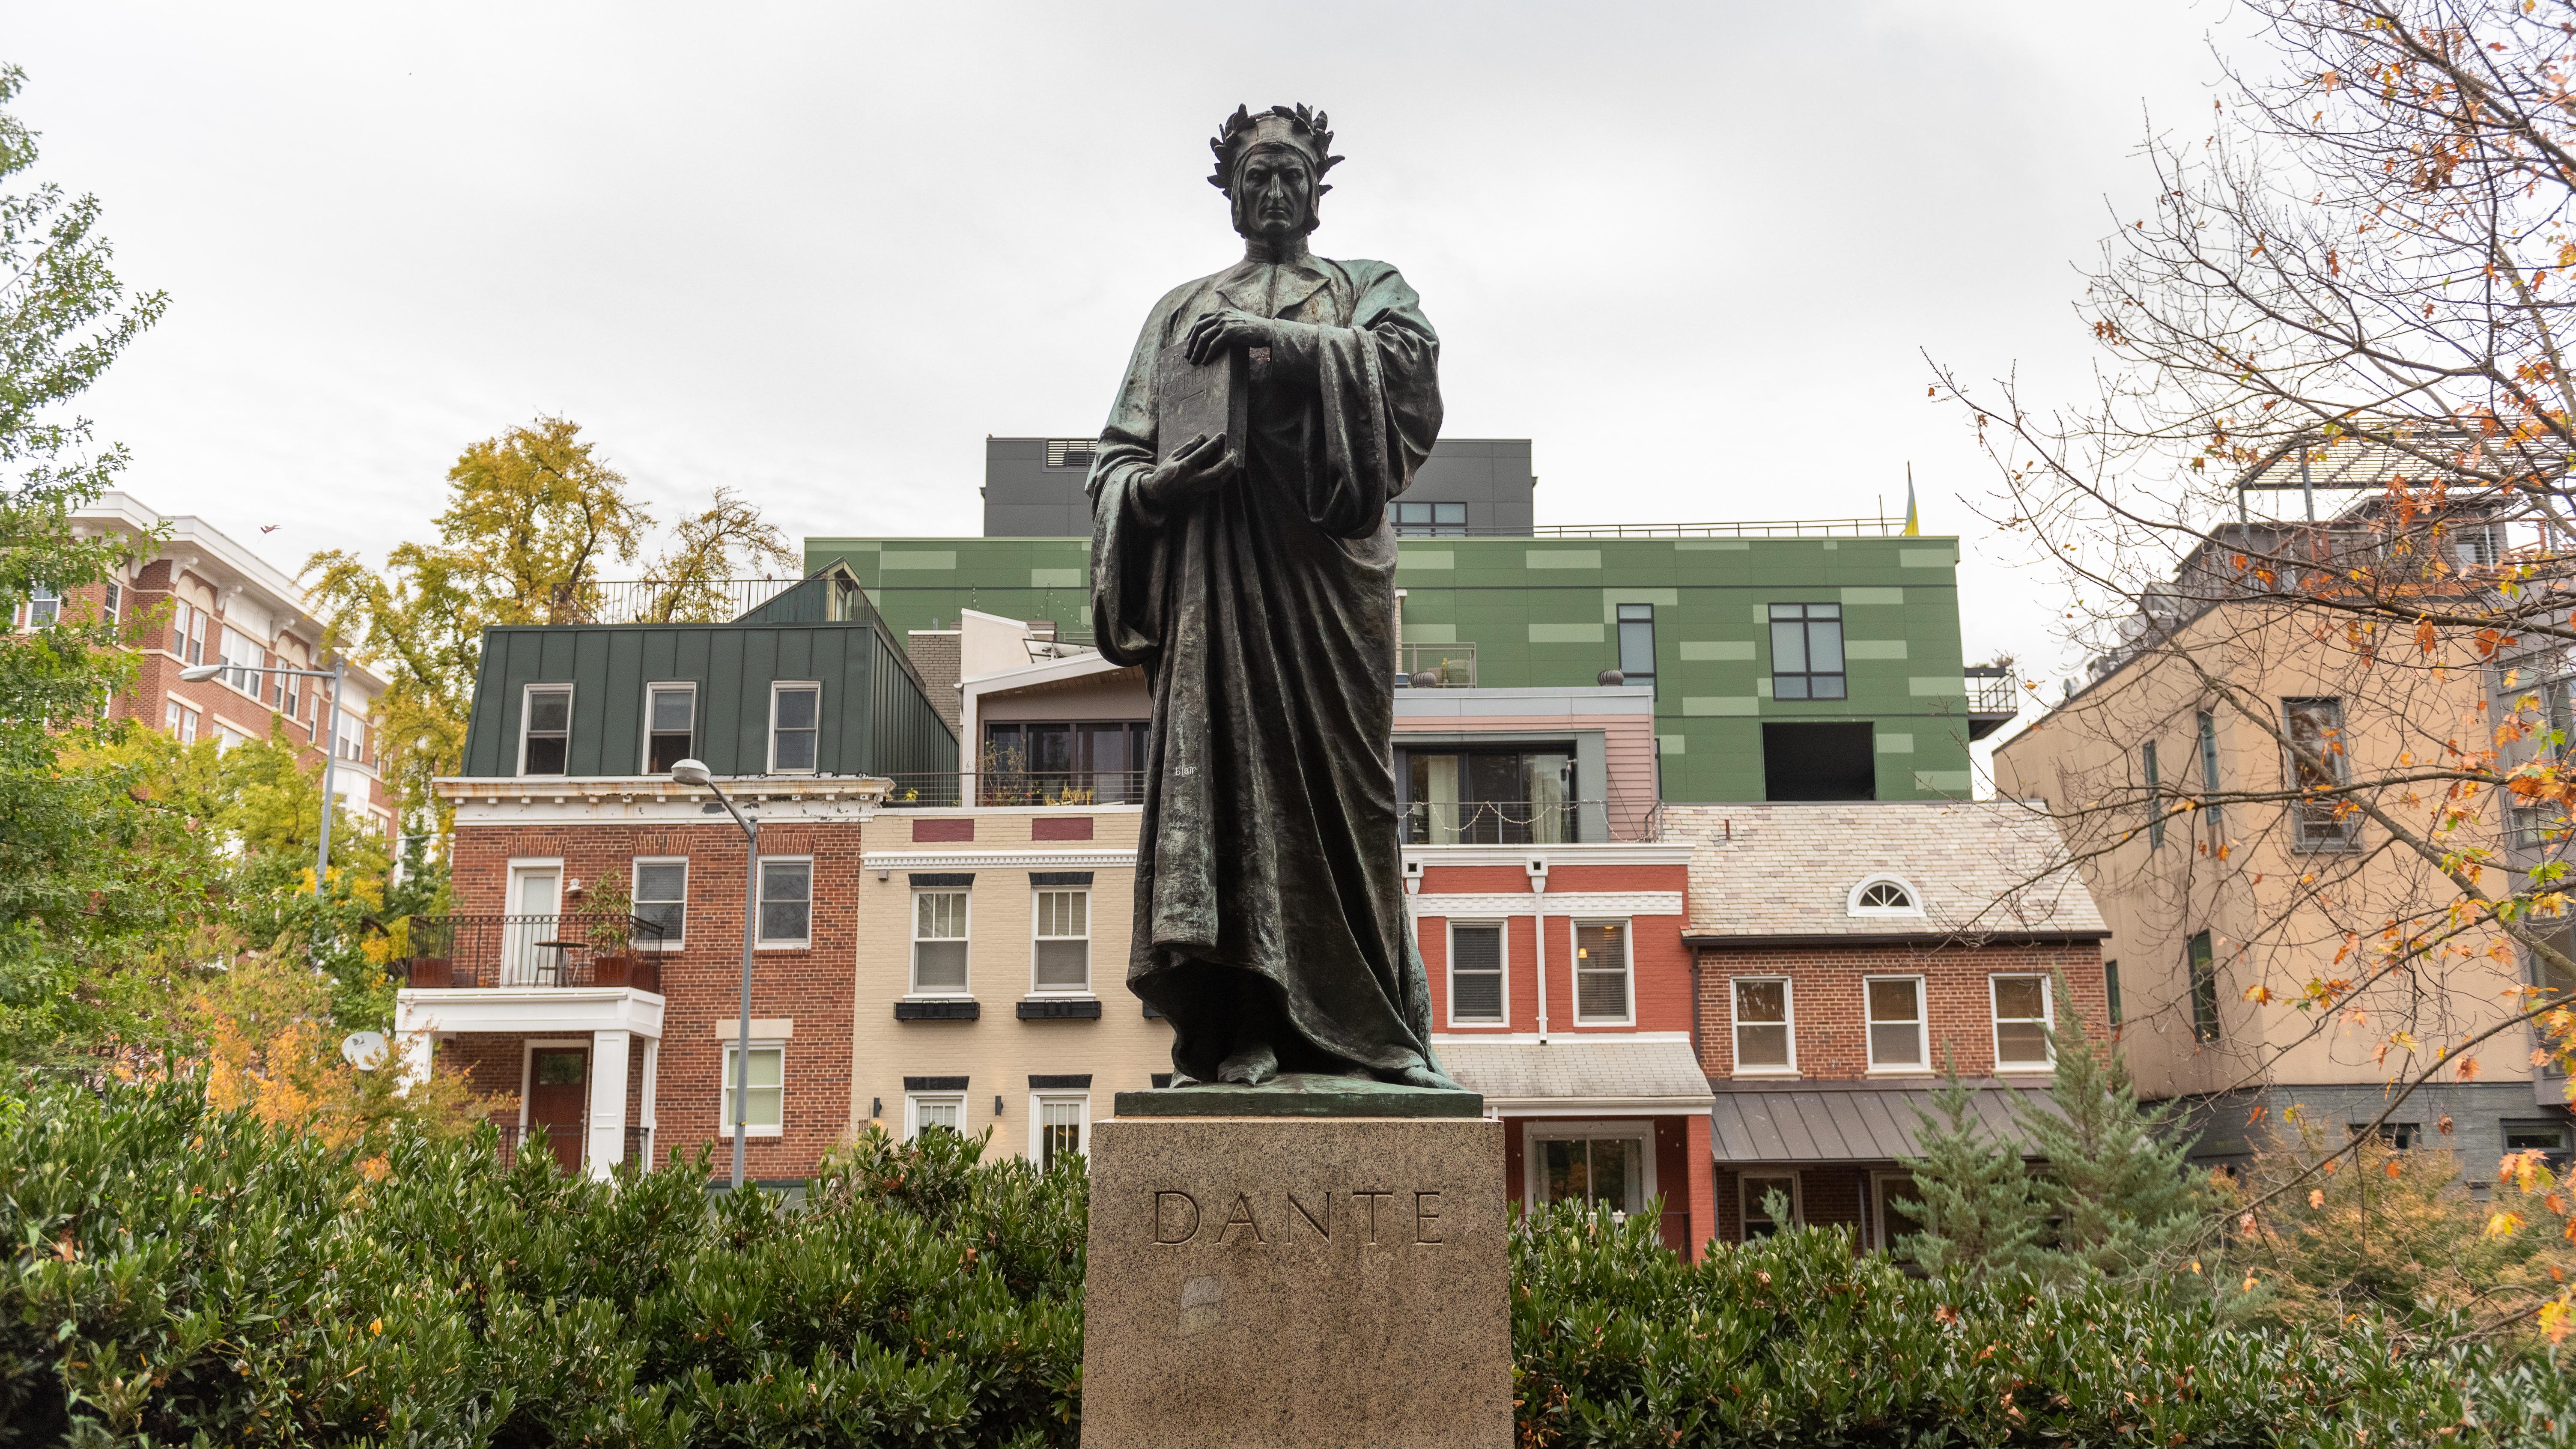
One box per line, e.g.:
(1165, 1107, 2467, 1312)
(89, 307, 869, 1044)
(1397, 641, 1478, 688)
(1402, 799, 1663, 846)
(398, 912, 668, 992)
(487, 1122, 657, 1174)
(882, 769, 1147, 808)
(1964, 667, 2020, 741)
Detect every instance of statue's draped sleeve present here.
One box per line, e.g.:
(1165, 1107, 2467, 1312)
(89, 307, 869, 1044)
(1087, 262, 1442, 669)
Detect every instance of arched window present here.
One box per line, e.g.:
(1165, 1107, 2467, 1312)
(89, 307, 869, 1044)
(1847, 875, 1924, 916)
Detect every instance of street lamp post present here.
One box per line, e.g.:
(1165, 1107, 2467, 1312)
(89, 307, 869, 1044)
(180, 655, 348, 899)
(670, 758, 758, 1191)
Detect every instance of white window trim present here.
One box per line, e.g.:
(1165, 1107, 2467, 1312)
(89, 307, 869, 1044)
(1443, 918, 1510, 1028)
(911, 887, 972, 997)
(1989, 972, 2055, 1071)
(767, 680, 823, 775)
(1737, 1169, 1803, 1237)
(1570, 916, 1635, 1027)
(1029, 886, 1092, 995)
(905, 1091, 966, 1140)
(1518, 1119, 1657, 1213)
(519, 683, 573, 777)
(1028, 1090, 1092, 1162)
(1846, 874, 1926, 917)
(754, 856, 814, 950)
(1862, 973, 1930, 1073)
(641, 680, 698, 773)
(630, 856, 688, 952)
(1728, 975, 1798, 1076)
(717, 1039, 786, 1138)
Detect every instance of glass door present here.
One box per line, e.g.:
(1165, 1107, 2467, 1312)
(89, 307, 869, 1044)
(504, 867, 561, 986)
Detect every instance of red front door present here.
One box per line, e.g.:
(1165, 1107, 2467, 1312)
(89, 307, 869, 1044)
(527, 1049, 588, 1172)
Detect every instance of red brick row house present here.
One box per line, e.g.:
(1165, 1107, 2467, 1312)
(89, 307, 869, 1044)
(1672, 801, 2111, 1248)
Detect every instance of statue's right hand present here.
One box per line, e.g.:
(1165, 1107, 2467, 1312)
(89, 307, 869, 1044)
(1137, 432, 1239, 511)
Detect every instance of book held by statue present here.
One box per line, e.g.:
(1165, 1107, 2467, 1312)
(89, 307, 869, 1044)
(1154, 339, 1249, 462)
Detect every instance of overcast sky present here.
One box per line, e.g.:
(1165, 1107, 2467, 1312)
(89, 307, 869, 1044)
(7, 0, 2245, 719)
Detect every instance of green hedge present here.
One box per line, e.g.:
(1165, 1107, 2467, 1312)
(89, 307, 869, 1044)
(5, 1079, 2573, 1446)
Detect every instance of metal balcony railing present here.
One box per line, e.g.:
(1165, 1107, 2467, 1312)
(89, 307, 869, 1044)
(566, 578, 799, 625)
(1396, 641, 1477, 687)
(1965, 667, 2019, 716)
(882, 770, 1148, 808)
(1404, 799, 1586, 846)
(400, 912, 668, 991)
(485, 1122, 659, 1173)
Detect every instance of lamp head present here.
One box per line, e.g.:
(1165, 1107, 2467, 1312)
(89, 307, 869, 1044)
(179, 665, 224, 682)
(669, 758, 713, 787)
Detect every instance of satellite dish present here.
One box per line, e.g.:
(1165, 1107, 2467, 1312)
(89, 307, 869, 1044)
(340, 1030, 389, 1071)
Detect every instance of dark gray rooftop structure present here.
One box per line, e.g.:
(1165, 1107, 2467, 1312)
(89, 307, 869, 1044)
(980, 435, 1535, 537)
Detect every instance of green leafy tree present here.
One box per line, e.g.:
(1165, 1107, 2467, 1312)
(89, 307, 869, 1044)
(0, 61, 170, 1070)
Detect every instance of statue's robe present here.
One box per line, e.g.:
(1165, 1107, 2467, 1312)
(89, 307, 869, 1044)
(1087, 251, 1447, 1084)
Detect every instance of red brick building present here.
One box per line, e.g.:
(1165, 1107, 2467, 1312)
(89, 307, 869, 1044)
(22, 492, 397, 833)
(1670, 802, 2111, 1249)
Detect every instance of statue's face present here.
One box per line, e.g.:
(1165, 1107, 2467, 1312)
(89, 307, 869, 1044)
(1231, 148, 1316, 239)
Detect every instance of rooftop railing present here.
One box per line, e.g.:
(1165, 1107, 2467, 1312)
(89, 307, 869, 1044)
(1396, 641, 1477, 687)
(882, 770, 1149, 808)
(1965, 667, 2019, 717)
(565, 578, 800, 625)
(400, 912, 668, 991)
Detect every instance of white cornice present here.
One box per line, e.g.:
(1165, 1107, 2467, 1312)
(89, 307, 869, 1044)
(1415, 891, 1684, 916)
(865, 849, 1136, 870)
(439, 774, 891, 827)
(1404, 843, 1697, 867)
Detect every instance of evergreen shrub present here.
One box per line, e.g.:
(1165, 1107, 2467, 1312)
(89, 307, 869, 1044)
(6, 1078, 2573, 1446)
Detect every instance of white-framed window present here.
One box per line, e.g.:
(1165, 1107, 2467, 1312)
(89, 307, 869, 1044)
(280, 665, 299, 724)
(718, 1042, 784, 1137)
(769, 681, 820, 773)
(21, 582, 60, 629)
(1864, 975, 1927, 1070)
(1730, 977, 1795, 1073)
(520, 684, 571, 775)
(1572, 919, 1631, 1025)
(99, 581, 119, 626)
(1524, 1120, 1655, 1216)
(1032, 1092, 1089, 1168)
(218, 626, 266, 697)
(632, 858, 687, 950)
(1847, 875, 1923, 916)
(1032, 888, 1090, 992)
(1740, 1170, 1801, 1238)
(644, 682, 696, 774)
(182, 602, 206, 665)
(166, 700, 200, 744)
(1446, 920, 1506, 1025)
(1991, 974, 2054, 1069)
(335, 710, 367, 764)
(906, 1093, 965, 1139)
(913, 889, 970, 993)
(757, 858, 812, 947)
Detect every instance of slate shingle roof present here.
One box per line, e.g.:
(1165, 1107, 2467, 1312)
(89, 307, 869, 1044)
(1665, 801, 2106, 942)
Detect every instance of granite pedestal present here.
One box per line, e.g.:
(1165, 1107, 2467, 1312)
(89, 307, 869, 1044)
(1079, 1081, 1510, 1449)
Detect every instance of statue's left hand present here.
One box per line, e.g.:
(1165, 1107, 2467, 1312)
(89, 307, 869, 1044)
(1184, 309, 1278, 364)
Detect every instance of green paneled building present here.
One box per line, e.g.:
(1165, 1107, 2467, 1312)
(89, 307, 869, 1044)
(805, 524, 2004, 804)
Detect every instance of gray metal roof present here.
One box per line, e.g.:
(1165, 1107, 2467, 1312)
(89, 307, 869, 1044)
(1437, 1038, 1710, 1106)
(1708, 1081, 2058, 1163)
(1667, 801, 2108, 942)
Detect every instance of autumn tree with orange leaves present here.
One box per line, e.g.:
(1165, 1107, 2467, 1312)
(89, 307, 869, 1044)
(1942, 0, 2576, 1341)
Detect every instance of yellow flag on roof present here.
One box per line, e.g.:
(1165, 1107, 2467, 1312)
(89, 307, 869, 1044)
(1903, 465, 1921, 537)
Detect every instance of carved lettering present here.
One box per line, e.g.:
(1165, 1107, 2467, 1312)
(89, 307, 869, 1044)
(1286, 1190, 1330, 1240)
(1153, 1190, 1201, 1244)
(1353, 1189, 1395, 1244)
(1220, 1191, 1265, 1244)
(1414, 1190, 1443, 1243)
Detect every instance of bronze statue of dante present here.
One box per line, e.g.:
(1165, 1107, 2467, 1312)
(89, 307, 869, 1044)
(1088, 104, 1455, 1090)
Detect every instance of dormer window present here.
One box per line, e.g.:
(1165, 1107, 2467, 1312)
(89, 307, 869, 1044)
(1847, 876, 1923, 916)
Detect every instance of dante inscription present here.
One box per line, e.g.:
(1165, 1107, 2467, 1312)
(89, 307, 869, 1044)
(1140, 1187, 1448, 1247)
